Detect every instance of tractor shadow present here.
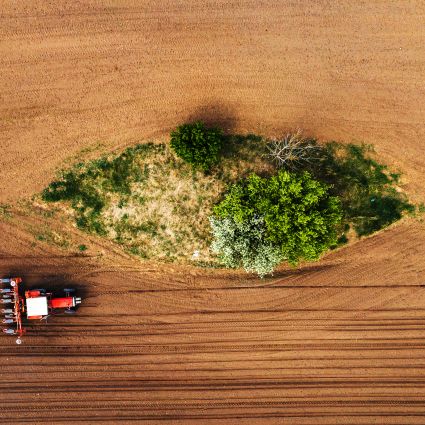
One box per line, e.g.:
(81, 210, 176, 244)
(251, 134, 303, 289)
(1, 268, 89, 301)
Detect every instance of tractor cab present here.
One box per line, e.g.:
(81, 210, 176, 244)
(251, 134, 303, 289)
(24, 288, 81, 320)
(25, 294, 49, 319)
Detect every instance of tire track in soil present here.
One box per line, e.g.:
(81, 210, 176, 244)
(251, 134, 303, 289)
(1, 0, 425, 423)
(2, 273, 425, 424)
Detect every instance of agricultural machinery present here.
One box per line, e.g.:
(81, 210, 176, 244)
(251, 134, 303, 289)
(1, 277, 81, 344)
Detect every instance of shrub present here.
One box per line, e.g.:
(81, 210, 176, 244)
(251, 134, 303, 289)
(210, 216, 284, 277)
(170, 121, 224, 171)
(213, 171, 342, 267)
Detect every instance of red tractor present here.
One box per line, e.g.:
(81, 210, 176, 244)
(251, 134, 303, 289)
(1, 277, 81, 344)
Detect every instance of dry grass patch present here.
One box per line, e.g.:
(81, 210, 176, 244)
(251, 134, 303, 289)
(40, 137, 272, 263)
(39, 133, 415, 268)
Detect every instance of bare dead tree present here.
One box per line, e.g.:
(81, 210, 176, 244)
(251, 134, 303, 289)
(264, 130, 322, 170)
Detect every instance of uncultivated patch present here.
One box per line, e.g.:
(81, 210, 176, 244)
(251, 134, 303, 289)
(305, 142, 415, 240)
(0, 204, 13, 220)
(40, 134, 414, 264)
(40, 139, 272, 263)
(33, 227, 71, 249)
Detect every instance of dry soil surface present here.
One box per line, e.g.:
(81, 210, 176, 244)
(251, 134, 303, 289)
(1, 1, 425, 424)
(2, 216, 425, 424)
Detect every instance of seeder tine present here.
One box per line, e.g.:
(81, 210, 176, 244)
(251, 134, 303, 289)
(0, 277, 23, 341)
(1, 298, 12, 304)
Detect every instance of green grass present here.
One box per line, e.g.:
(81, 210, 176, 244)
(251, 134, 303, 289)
(41, 141, 269, 262)
(0, 204, 12, 220)
(33, 228, 70, 249)
(220, 135, 415, 241)
(40, 134, 414, 264)
(303, 142, 415, 239)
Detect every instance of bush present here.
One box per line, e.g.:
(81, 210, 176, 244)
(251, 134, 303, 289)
(210, 216, 284, 277)
(213, 171, 342, 267)
(170, 121, 224, 171)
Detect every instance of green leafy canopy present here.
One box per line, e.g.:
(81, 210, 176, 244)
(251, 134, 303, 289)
(210, 216, 284, 277)
(213, 171, 343, 265)
(170, 121, 224, 171)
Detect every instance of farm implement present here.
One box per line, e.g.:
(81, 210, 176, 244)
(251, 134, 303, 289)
(1, 277, 81, 344)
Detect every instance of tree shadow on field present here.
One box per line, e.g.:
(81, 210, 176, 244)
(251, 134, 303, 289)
(181, 101, 273, 180)
(266, 263, 333, 281)
(184, 101, 238, 134)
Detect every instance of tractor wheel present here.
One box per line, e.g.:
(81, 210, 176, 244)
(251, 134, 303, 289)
(64, 308, 76, 315)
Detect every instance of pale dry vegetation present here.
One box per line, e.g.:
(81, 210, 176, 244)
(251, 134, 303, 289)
(100, 146, 224, 261)
(40, 139, 272, 263)
(40, 131, 414, 268)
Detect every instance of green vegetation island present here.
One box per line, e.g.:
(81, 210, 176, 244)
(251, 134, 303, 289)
(41, 122, 415, 276)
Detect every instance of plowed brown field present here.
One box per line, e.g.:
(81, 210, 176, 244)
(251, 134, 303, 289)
(1, 1, 425, 424)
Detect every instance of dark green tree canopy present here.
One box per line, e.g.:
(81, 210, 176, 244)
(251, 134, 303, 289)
(170, 121, 224, 171)
(213, 171, 342, 265)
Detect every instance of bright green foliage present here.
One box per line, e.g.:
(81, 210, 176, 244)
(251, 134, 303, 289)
(210, 216, 284, 277)
(213, 171, 342, 265)
(170, 122, 224, 171)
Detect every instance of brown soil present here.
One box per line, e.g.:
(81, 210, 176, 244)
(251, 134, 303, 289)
(1, 1, 425, 423)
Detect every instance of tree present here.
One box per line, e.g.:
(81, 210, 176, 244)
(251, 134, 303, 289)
(210, 216, 284, 277)
(213, 171, 342, 268)
(170, 121, 224, 171)
(264, 130, 321, 171)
